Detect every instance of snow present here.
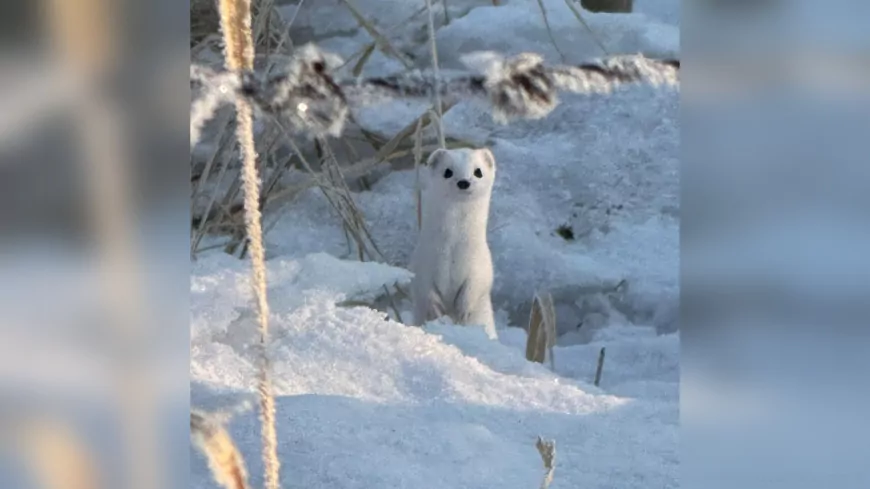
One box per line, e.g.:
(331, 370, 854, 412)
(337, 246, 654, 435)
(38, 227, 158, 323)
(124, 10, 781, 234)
(193, 1, 680, 488)
(432, 1, 679, 69)
(191, 253, 679, 489)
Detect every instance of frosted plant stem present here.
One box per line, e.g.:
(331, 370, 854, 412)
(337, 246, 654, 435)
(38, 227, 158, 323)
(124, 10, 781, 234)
(562, 0, 609, 55)
(424, 0, 446, 148)
(237, 99, 280, 489)
(191, 411, 251, 489)
(413, 117, 424, 231)
(216, 0, 280, 488)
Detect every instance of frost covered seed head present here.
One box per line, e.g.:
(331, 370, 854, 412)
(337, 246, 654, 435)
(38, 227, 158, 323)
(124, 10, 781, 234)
(190, 44, 680, 147)
(550, 55, 680, 95)
(254, 44, 349, 138)
(463, 52, 558, 123)
(190, 65, 244, 147)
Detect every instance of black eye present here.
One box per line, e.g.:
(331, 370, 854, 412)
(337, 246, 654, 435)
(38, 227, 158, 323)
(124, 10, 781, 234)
(443, 168, 453, 179)
(474, 168, 483, 178)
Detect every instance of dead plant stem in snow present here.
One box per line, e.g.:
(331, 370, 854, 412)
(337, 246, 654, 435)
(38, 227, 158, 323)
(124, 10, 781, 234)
(217, 0, 280, 488)
(425, 0, 446, 148)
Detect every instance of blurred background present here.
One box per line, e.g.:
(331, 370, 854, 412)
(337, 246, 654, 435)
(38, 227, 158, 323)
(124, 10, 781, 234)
(682, 1, 870, 487)
(0, 0, 188, 488)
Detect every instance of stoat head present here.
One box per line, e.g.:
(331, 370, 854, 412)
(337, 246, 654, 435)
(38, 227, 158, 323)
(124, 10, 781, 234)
(424, 148, 496, 202)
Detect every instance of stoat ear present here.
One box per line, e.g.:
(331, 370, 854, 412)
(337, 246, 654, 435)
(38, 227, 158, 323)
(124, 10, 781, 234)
(426, 148, 449, 169)
(478, 147, 496, 170)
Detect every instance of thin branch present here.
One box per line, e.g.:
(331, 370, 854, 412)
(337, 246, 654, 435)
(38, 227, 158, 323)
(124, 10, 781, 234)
(563, 0, 609, 55)
(425, 0, 446, 148)
(338, 0, 415, 68)
(216, 0, 280, 488)
(594, 346, 606, 387)
(191, 411, 251, 489)
(535, 0, 567, 62)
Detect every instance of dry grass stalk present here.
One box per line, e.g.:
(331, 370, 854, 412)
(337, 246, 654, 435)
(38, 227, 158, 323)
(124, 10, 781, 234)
(594, 346, 606, 386)
(352, 43, 378, 77)
(413, 116, 425, 231)
(339, 0, 414, 68)
(269, 128, 381, 262)
(191, 112, 236, 255)
(337, 5, 427, 74)
(535, 0, 567, 62)
(535, 436, 557, 489)
(370, 101, 455, 162)
(526, 297, 545, 363)
(219, 0, 255, 71)
(318, 137, 385, 260)
(543, 295, 557, 369)
(216, 0, 281, 488)
(251, 0, 276, 50)
(563, 0, 609, 55)
(193, 0, 285, 49)
(192, 0, 222, 48)
(526, 291, 556, 365)
(191, 411, 251, 489)
(424, 0, 446, 148)
(222, 128, 288, 256)
(383, 284, 405, 321)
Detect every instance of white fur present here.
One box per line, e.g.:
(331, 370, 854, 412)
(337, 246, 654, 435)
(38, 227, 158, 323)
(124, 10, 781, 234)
(409, 147, 497, 339)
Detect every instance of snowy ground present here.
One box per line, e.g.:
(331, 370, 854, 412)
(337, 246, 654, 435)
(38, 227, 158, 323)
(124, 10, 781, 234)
(191, 253, 678, 489)
(192, 0, 679, 488)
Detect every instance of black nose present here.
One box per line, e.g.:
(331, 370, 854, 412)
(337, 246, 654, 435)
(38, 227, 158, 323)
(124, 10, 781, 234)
(457, 180, 470, 190)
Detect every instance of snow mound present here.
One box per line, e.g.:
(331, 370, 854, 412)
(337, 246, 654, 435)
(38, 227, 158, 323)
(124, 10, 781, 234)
(190, 252, 413, 388)
(191, 254, 678, 489)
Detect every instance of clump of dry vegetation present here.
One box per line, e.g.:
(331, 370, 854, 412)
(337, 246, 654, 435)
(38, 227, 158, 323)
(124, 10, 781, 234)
(526, 290, 557, 367)
(191, 411, 251, 489)
(206, 0, 281, 487)
(536, 436, 557, 489)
